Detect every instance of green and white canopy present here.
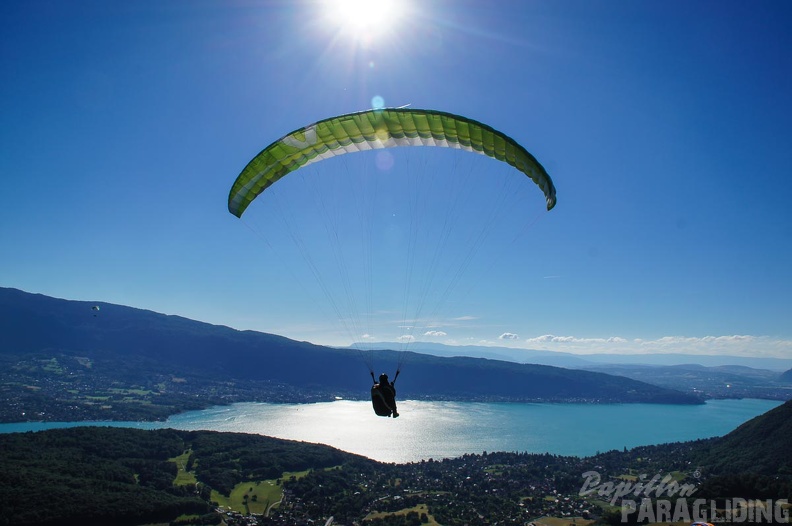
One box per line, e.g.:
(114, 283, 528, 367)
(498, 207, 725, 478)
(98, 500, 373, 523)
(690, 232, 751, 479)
(228, 108, 556, 217)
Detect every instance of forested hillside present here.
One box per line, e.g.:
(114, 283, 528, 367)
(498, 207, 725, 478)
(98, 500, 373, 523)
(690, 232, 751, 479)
(692, 399, 792, 476)
(0, 427, 368, 526)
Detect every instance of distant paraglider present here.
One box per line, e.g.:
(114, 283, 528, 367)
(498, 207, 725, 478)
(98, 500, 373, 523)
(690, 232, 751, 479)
(91, 305, 100, 317)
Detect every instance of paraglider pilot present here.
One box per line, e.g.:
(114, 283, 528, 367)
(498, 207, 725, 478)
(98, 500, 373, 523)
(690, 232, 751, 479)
(371, 372, 399, 418)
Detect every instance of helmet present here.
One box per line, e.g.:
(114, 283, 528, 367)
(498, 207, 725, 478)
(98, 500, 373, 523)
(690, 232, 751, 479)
(379, 373, 389, 384)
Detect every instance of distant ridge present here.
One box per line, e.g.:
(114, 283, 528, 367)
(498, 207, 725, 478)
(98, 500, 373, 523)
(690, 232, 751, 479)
(355, 341, 792, 371)
(0, 287, 701, 422)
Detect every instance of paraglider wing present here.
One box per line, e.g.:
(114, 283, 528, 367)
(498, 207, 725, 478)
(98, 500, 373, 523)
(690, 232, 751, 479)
(228, 108, 556, 218)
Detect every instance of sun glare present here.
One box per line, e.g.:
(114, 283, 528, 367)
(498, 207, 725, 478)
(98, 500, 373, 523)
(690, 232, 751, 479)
(323, 0, 406, 42)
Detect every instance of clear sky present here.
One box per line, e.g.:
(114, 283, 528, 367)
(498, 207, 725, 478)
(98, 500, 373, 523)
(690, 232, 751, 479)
(2, 0, 791, 358)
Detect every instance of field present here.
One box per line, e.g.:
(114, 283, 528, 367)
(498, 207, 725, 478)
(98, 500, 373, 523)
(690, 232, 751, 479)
(169, 451, 197, 486)
(211, 470, 311, 516)
(364, 503, 441, 525)
(532, 516, 594, 526)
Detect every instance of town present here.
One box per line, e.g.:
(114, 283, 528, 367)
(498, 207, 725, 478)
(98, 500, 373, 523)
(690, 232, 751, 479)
(212, 446, 700, 525)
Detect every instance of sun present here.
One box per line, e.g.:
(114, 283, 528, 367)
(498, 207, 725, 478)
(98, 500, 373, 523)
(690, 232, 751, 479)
(333, 0, 401, 30)
(322, 0, 406, 42)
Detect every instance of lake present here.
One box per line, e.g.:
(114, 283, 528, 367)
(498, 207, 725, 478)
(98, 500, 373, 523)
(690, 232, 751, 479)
(0, 398, 781, 463)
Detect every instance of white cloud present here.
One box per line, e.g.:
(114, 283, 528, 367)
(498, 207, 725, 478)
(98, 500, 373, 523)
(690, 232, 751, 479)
(525, 334, 575, 343)
(424, 330, 447, 337)
(518, 334, 792, 358)
(499, 332, 519, 340)
(397, 334, 415, 342)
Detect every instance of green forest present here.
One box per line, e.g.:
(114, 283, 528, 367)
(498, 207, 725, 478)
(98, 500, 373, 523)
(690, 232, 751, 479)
(0, 427, 365, 526)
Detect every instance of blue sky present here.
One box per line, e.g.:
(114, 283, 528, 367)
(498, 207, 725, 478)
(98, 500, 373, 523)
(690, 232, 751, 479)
(1, 0, 790, 358)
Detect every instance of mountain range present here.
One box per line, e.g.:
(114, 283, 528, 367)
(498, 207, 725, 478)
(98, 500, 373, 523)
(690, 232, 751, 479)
(356, 341, 792, 370)
(0, 287, 702, 423)
(353, 342, 792, 400)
